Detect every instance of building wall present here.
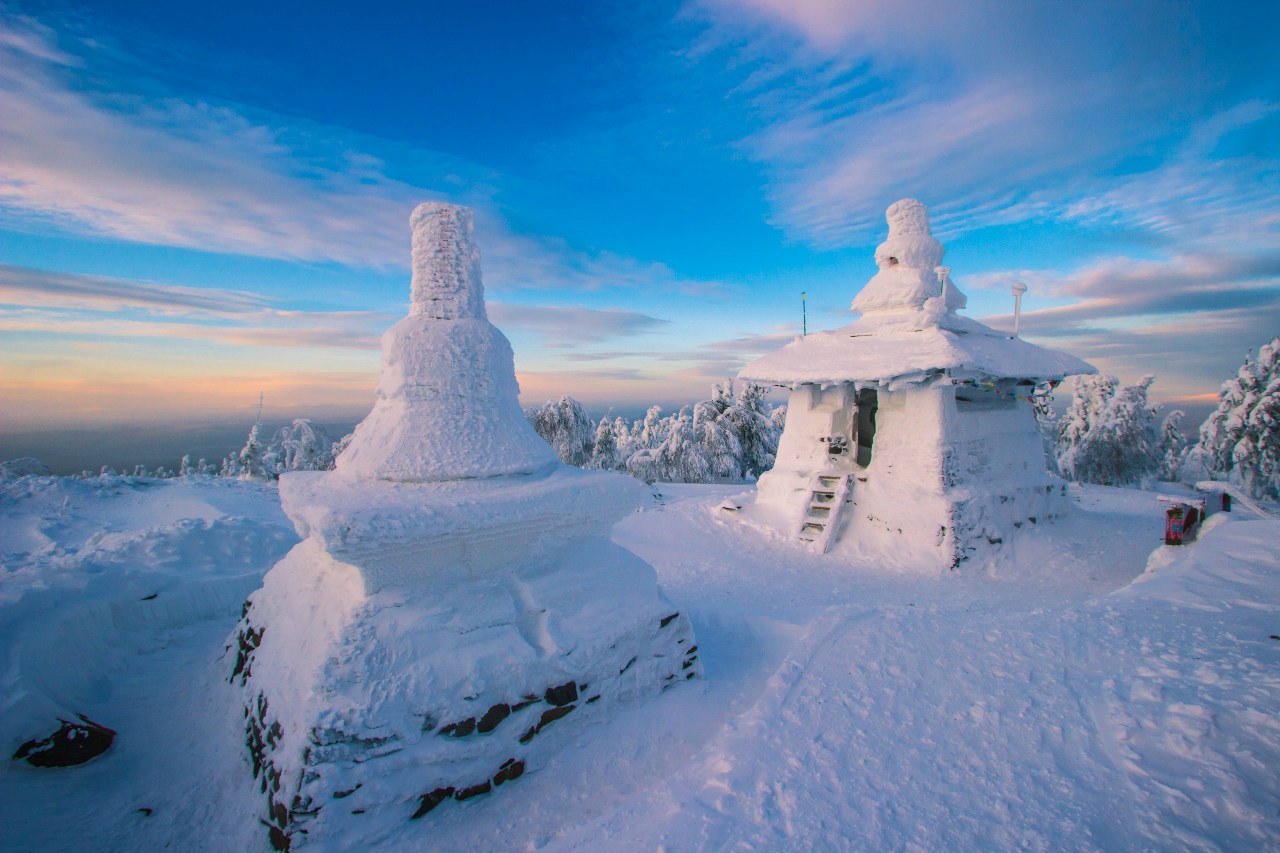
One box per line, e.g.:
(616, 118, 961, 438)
(755, 379, 1068, 570)
(844, 382, 954, 567)
(943, 387, 1068, 565)
(757, 384, 858, 525)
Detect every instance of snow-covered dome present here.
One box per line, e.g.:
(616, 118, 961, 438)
(335, 203, 557, 481)
(851, 199, 966, 315)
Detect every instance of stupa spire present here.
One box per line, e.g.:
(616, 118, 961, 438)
(409, 202, 487, 321)
(334, 203, 555, 482)
(851, 198, 966, 317)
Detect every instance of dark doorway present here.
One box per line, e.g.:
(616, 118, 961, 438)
(856, 388, 878, 467)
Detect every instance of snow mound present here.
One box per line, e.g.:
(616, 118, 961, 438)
(0, 457, 52, 479)
(0, 475, 295, 752)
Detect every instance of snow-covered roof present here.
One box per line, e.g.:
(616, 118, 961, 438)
(740, 199, 1096, 387)
(740, 312, 1095, 387)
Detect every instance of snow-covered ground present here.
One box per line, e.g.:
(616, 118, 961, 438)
(2, 474, 1278, 850)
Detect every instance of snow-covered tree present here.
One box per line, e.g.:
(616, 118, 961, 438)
(611, 416, 634, 463)
(636, 405, 669, 452)
(223, 419, 269, 479)
(1156, 409, 1187, 482)
(722, 382, 779, 479)
(331, 432, 354, 464)
(588, 417, 622, 470)
(770, 404, 787, 437)
(628, 407, 713, 484)
(1030, 383, 1061, 474)
(1183, 337, 1280, 499)
(692, 397, 742, 480)
(526, 396, 594, 466)
(266, 419, 336, 475)
(1056, 374, 1161, 486)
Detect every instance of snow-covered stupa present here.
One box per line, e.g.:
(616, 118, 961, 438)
(739, 199, 1095, 568)
(229, 203, 698, 850)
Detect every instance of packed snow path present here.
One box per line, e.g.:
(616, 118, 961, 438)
(2, 476, 1278, 850)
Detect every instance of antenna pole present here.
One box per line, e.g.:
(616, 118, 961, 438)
(801, 291, 807, 336)
(1011, 282, 1028, 338)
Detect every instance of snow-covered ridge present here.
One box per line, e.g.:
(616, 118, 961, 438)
(4, 473, 1279, 850)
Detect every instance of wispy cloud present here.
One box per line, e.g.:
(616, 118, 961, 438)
(970, 249, 1280, 397)
(0, 12, 723, 295)
(488, 302, 670, 346)
(0, 264, 392, 351)
(0, 263, 271, 314)
(687, 0, 1280, 250)
(977, 250, 1280, 332)
(0, 368, 377, 429)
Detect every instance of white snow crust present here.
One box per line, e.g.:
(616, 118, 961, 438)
(852, 198, 965, 315)
(279, 465, 649, 593)
(409, 201, 486, 321)
(4, 475, 1279, 851)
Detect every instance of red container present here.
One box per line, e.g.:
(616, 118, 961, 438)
(1165, 506, 1185, 546)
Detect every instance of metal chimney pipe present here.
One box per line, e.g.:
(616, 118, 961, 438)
(935, 266, 950, 305)
(1011, 282, 1028, 337)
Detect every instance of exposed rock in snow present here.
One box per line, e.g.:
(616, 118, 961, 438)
(233, 203, 696, 849)
(12, 714, 115, 767)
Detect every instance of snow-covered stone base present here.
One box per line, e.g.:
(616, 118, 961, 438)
(228, 470, 698, 850)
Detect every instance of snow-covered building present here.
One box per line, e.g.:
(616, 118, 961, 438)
(739, 199, 1095, 568)
(230, 203, 697, 850)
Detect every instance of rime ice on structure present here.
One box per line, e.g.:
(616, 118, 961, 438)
(739, 199, 1096, 569)
(231, 203, 697, 850)
(408, 202, 486, 321)
(851, 198, 965, 316)
(336, 203, 555, 482)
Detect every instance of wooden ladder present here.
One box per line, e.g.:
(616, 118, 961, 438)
(798, 473, 852, 553)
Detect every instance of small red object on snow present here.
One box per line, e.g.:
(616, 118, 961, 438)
(1165, 506, 1185, 546)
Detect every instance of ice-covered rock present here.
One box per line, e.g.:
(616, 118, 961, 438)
(231, 203, 697, 850)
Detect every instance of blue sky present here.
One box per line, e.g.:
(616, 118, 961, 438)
(1, 0, 1277, 431)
